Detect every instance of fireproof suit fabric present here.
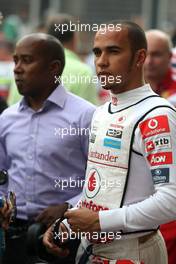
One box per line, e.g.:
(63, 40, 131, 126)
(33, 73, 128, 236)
(70, 84, 176, 263)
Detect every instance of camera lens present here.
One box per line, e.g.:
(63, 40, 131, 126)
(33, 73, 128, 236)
(0, 170, 8, 185)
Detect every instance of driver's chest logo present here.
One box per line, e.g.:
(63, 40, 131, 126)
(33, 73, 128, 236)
(85, 168, 101, 198)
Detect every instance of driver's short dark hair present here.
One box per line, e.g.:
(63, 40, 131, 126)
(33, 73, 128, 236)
(105, 20, 147, 55)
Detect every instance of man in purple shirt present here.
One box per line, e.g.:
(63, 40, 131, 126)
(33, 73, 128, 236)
(0, 33, 95, 263)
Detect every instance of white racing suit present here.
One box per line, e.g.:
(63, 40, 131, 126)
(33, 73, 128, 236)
(76, 84, 176, 264)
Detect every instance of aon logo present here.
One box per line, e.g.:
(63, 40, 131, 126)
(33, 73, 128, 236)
(147, 152, 172, 166)
(151, 155, 166, 163)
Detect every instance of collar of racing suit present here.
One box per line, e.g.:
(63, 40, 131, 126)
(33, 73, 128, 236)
(110, 83, 155, 112)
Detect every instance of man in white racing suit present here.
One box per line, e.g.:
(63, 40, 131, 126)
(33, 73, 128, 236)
(43, 21, 176, 264)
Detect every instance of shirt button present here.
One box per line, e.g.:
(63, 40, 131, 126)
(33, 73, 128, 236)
(28, 155, 33, 160)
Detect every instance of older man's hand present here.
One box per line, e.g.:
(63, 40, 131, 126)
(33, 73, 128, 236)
(0, 199, 13, 229)
(43, 222, 70, 257)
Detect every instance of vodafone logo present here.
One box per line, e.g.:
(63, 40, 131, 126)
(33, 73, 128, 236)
(140, 115, 170, 139)
(147, 152, 172, 166)
(85, 169, 101, 198)
(148, 119, 158, 129)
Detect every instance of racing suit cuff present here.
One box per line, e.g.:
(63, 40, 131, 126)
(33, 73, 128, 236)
(99, 207, 126, 232)
(62, 207, 78, 231)
(62, 218, 71, 231)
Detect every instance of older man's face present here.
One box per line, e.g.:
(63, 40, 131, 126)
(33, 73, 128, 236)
(144, 34, 171, 81)
(13, 38, 51, 97)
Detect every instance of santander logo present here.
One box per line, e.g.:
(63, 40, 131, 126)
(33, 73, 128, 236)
(88, 171, 96, 192)
(85, 168, 101, 198)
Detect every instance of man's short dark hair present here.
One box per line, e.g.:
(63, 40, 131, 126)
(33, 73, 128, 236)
(106, 20, 147, 55)
(41, 34, 65, 75)
(18, 33, 65, 75)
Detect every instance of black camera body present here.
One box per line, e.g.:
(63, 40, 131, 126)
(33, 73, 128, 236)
(27, 222, 57, 262)
(27, 204, 80, 262)
(27, 221, 80, 262)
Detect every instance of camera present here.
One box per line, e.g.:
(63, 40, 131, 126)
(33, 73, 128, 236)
(27, 204, 80, 262)
(27, 222, 56, 262)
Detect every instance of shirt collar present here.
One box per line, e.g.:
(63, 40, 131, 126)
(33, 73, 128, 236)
(110, 84, 156, 110)
(47, 84, 67, 108)
(18, 84, 67, 111)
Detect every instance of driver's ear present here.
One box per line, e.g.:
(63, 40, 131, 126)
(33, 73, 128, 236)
(135, 49, 147, 68)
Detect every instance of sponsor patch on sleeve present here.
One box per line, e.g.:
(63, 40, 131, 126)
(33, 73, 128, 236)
(151, 168, 169, 184)
(145, 136, 171, 153)
(139, 115, 170, 139)
(147, 152, 172, 166)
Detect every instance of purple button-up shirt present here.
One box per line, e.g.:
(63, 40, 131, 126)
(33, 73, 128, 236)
(0, 85, 95, 220)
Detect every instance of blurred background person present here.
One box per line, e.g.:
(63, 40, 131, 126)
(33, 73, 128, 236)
(0, 39, 14, 101)
(144, 29, 176, 106)
(46, 14, 98, 105)
(2, 7, 30, 44)
(144, 29, 176, 264)
(171, 46, 176, 81)
(2, 14, 23, 43)
(0, 39, 14, 112)
(170, 29, 176, 81)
